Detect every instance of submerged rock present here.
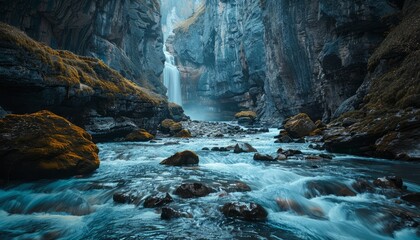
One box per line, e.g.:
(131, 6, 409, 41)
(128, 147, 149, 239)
(161, 207, 192, 220)
(113, 192, 141, 205)
(223, 181, 252, 193)
(143, 193, 173, 208)
(174, 183, 214, 198)
(0, 111, 99, 180)
(253, 153, 275, 161)
(233, 143, 258, 153)
(160, 150, 199, 166)
(125, 129, 154, 142)
(373, 176, 404, 190)
(221, 202, 268, 221)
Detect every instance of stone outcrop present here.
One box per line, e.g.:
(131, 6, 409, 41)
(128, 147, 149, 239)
(0, 23, 170, 142)
(283, 113, 316, 138)
(172, 0, 399, 123)
(324, 1, 420, 161)
(0, 111, 99, 180)
(0, 0, 166, 94)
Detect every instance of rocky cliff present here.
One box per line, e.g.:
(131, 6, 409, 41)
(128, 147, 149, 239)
(171, 0, 266, 119)
(0, 0, 166, 94)
(0, 23, 171, 142)
(172, 0, 400, 122)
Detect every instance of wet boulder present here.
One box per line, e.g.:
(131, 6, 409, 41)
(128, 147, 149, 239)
(351, 178, 375, 193)
(160, 119, 178, 134)
(0, 111, 100, 180)
(174, 129, 192, 138)
(284, 113, 316, 138)
(282, 149, 303, 157)
(125, 129, 154, 142)
(305, 180, 356, 198)
(233, 143, 258, 153)
(174, 182, 214, 198)
(161, 207, 192, 220)
(143, 193, 173, 208)
(113, 192, 141, 205)
(373, 176, 404, 190)
(211, 147, 230, 152)
(235, 111, 257, 126)
(160, 150, 199, 166)
(221, 202, 268, 221)
(253, 153, 275, 161)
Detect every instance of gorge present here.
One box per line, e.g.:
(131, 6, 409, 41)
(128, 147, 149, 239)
(0, 0, 419, 239)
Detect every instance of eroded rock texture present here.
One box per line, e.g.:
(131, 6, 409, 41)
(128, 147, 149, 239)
(172, 0, 399, 122)
(0, 0, 166, 94)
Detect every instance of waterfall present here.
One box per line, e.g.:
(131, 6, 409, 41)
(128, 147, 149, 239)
(163, 51, 182, 105)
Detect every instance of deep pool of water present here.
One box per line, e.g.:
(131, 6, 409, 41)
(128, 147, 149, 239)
(0, 129, 419, 239)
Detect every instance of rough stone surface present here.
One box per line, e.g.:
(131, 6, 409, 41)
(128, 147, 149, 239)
(0, 23, 171, 142)
(160, 150, 199, 166)
(174, 182, 213, 198)
(143, 193, 173, 208)
(221, 202, 268, 221)
(323, 1, 420, 161)
(172, 0, 399, 123)
(0, 111, 99, 180)
(125, 129, 154, 142)
(0, 0, 166, 94)
(284, 113, 316, 138)
(233, 143, 258, 154)
(253, 153, 275, 161)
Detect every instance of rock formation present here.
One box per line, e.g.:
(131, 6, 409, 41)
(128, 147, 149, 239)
(0, 110, 99, 180)
(171, 0, 400, 122)
(0, 23, 171, 141)
(0, 0, 166, 94)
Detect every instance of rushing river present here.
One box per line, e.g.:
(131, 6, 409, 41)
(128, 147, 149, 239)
(0, 129, 419, 240)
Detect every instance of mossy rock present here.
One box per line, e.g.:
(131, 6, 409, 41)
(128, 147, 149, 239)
(175, 129, 192, 138)
(284, 113, 316, 138)
(169, 122, 183, 133)
(235, 111, 257, 120)
(0, 110, 100, 180)
(160, 119, 176, 134)
(125, 129, 154, 142)
(160, 150, 199, 166)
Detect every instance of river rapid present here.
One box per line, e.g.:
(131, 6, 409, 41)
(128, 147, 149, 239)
(0, 127, 419, 240)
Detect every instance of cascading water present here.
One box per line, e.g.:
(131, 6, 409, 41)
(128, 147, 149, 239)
(163, 51, 182, 105)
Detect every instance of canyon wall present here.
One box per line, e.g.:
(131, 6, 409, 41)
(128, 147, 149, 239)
(172, 0, 400, 122)
(0, 0, 166, 94)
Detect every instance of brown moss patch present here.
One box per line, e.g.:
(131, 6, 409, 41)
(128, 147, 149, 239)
(235, 111, 257, 119)
(0, 110, 100, 180)
(125, 129, 154, 142)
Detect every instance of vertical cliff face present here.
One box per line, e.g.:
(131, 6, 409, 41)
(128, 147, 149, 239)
(171, 0, 266, 119)
(172, 0, 399, 122)
(261, 0, 398, 122)
(0, 0, 166, 94)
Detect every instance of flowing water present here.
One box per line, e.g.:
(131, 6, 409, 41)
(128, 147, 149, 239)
(163, 51, 182, 106)
(0, 129, 419, 239)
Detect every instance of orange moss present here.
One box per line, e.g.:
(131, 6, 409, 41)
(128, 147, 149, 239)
(0, 22, 164, 104)
(235, 111, 257, 119)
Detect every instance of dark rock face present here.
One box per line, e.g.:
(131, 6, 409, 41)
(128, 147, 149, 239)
(160, 150, 199, 166)
(171, 0, 266, 118)
(161, 207, 192, 220)
(233, 143, 258, 154)
(0, 111, 99, 180)
(174, 183, 213, 198)
(172, 0, 398, 123)
(323, 1, 420, 161)
(0, 0, 166, 94)
(143, 193, 173, 208)
(253, 153, 275, 161)
(0, 23, 170, 142)
(221, 202, 268, 221)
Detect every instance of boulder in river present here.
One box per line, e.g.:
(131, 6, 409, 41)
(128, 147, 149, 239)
(284, 113, 316, 138)
(160, 150, 199, 166)
(373, 176, 404, 190)
(125, 129, 154, 142)
(233, 143, 258, 153)
(174, 182, 214, 198)
(223, 181, 252, 193)
(161, 207, 192, 220)
(401, 193, 420, 205)
(221, 202, 268, 221)
(0, 110, 100, 180)
(143, 193, 173, 208)
(113, 192, 141, 205)
(174, 129, 192, 138)
(253, 153, 275, 161)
